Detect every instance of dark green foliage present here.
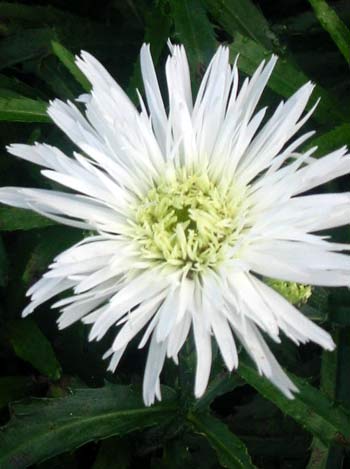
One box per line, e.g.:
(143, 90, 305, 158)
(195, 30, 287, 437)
(169, 0, 216, 69)
(0, 1, 350, 468)
(0, 97, 49, 122)
(308, 0, 350, 64)
(7, 318, 62, 380)
(229, 33, 350, 126)
(238, 355, 350, 447)
(0, 385, 178, 467)
(188, 412, 255, 468)
(0, 207, 55, 230)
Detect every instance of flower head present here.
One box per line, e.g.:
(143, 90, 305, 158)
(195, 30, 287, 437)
(1, 43, 349, 405)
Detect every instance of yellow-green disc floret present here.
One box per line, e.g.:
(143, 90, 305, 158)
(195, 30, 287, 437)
(265, 279, 312, 305)
(132, 168, 244, 273)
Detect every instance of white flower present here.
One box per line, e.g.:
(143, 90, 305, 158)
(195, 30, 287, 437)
(1, 44, 349, 406)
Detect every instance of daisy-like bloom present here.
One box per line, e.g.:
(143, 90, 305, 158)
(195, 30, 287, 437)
(1, 43, 349, 406)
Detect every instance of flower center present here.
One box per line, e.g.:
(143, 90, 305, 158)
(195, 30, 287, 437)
(132, 168, 244, 273)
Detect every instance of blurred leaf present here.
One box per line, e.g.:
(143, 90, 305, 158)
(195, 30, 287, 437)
(204, 0, 279, 50)
(280, 9, 324, 36)
(21, 226, 81, 287)
(128, 1, 172, 98)
(35, 56, 81, 101)
(161, 439, 193, 469)
(0, 385, 177, 467)
(330, 306, 350, 326)
(301, 305, 328, 322)
(0, 97, 50, 123)
(169, 0, 216, 70)
(238, 355, 350, 447)
(0, 376, 33, 410)
(188, 412, 255, 468)
(0, 234, 8, 287)
(309, 0, 350, 64)
(0, 207, 55, 231)
(307, 438, 344, 469)
(336, 328, 350, 409)
(242, 435, 309, 458)
(194, 372, 244, 411)
(0, 89, 24, 99)
(93, 437, 131, 469)
(51, 41, 91, 92)
(0, 7, 125, 69)
(143, 3, 172, 64)
(0, 28, 53, 69)
(307, 330, 345, 468)
(306, 124, 350, 156)
(229, 33, 350, 126)
(7, 318, 62, 381)
(0, 75, 43, 99)
(0, 2, 75, 24)
(301, 288, 329, 322)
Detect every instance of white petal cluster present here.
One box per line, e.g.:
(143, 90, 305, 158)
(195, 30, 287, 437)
(1, 44, 349, 405)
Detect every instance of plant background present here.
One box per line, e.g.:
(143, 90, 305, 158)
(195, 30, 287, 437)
(0, 0, 349, 468)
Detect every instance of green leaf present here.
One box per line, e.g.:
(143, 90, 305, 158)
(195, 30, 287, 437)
(188, 412, 255, 468)
(51, 41, 91, 92)
(0, 208, 55, 231)
(309, 0, 350, 64)
(0, 385, 177, 467)
(0, 97, 50, 123)
(7, 318, 62, 381)
(229, 33, 350, 126)
(0, 377, 33, 410)
(237, 355, 350, 447)
(169, 0, 216, 71)
(204, 0, 279, 50)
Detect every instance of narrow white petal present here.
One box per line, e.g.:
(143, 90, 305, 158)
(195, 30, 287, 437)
(231, 316, 298, 398)
(192, 291, 212, 398)
(210, 308, 238, 370)
(143, 333, 167, 406)
(111, 293, 164, 351)
(252, 276, 335, 350)
(105, 345, 127, 372)
(167, 311, 192, 362)
(140, 44, 168, 151)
